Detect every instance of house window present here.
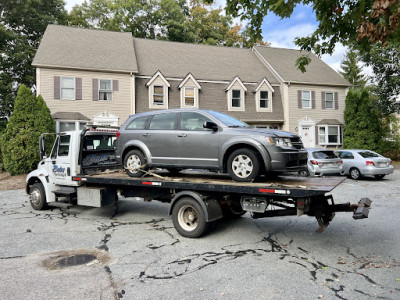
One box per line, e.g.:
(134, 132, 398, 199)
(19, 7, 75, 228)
(302, 91, 311, 108)
(325, 92, 334, 109)
(61, 77, 75, 100)
(60, 122, 76, 132)
(153, 85, 165, 105)
(231, 89, 241, 108)
(99, 79, 112, 101)
(184, 87, 195, 107)
(318, 126, 341, 145)
(260, 91, 269, 108)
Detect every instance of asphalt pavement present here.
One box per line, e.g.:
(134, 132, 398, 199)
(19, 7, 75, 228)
(0, 172, 399, 300)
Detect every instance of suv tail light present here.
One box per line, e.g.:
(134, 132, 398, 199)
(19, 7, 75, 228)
(310, 160, 320, 165)
(116, 131, 120, 140)
(366, 161, 375, 166)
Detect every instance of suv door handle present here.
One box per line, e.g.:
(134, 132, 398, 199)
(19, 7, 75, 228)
(177, 133, 187, 137)
(142, 133, 151, 137)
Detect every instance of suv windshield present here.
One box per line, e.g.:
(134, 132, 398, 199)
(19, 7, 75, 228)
(358, 151, 380, 158)
(312, 151, 338, 159)
(206, 110, 249, 127)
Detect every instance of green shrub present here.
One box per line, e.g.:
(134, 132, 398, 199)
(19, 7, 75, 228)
(343, 89, 383, 153)
(0, 85, 55, 175)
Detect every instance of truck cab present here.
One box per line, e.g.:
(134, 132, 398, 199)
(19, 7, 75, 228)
(26, 127, 118, 208)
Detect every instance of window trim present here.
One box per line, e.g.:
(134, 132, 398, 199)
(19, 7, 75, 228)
(182, 86, 197, 108)
(60, 76, 76, 100)
(325, 92, 334, 110)
(318, 125, 342, 145)
(98, 79, 113, 101)
(256, 89, 273, 112)
(152, 85, 165, 106)
(302, 90, 312, 109)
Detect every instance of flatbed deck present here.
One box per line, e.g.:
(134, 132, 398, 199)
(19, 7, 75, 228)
(75, 170, 346, 198)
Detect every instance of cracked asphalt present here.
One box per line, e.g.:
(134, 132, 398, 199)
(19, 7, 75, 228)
(1, 172, 399, 300)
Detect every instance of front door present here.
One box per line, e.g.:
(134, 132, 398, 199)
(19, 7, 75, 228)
(176, 112, 220, 168)
(300, 125, 314, 148)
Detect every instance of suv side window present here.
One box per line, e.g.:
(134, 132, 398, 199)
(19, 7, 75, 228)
(126, 116, 149, 130)
(149, 113, 177, 130)
(338, 151, 354, 159)
(180, 112, 212, 131)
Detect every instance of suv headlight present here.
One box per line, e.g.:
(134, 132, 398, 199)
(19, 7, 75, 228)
(268, 137, 293, 147)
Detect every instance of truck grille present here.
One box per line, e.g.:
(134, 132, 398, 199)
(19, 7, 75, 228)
(290, 137, 304, 149)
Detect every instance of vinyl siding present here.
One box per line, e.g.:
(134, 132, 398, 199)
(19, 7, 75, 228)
(38, 68, 133, 125)
(288, 83, 346, 133)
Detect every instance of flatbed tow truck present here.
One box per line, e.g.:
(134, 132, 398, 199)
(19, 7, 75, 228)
(26, 127, 371, 238)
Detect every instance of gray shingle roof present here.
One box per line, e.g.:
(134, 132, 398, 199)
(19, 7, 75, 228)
(254, 46, 350, 86)
(33, 25, 138, 73)
(52, 112, 90, 121)
(133, 38, 279, 83)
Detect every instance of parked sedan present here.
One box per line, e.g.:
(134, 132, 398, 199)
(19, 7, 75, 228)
(301, 148, 344, 176)
(335, 149, 394, 180)
(115, 109, 307, 182)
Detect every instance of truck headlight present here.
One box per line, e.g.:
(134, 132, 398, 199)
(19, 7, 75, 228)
(268, 137, 293, 147)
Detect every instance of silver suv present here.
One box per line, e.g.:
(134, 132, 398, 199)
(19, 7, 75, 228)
(115, 109, 307, 182)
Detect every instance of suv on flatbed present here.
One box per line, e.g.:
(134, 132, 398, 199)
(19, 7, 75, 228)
(115, 109, 307, 182)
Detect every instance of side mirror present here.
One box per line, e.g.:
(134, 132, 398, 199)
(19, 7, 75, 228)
(203, 121, 218, 131)
(39, 135, 47, 160)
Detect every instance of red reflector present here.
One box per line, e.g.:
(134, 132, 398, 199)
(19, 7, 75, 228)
(74, 177, 82, 181)
(259, 189, 275, 193)
(366, 161, 375, 166)
(142, 181, 153, 185)
(298, 201, 303, 206)
(116, 131, 120, 140)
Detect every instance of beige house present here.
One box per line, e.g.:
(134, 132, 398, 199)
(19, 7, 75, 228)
(33, 25, 350, 148)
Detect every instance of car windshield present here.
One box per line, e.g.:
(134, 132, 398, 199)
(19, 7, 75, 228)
(358, 151, 380, 158)
(206, 111, 249, 127)
(312, 151, 338, 159)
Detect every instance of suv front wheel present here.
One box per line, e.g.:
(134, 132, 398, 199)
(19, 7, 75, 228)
(124, 149, 148, 177)
(227, 148, 261, 182)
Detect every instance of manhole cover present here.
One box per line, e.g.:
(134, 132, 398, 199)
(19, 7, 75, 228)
(56, 254, 96, 268)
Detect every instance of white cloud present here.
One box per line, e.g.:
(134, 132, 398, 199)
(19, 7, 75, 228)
(64, 0, 84, 12)
(265, 23, 317, 49)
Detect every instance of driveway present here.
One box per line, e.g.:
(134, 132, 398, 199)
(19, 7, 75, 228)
(0, 172, 399, 299)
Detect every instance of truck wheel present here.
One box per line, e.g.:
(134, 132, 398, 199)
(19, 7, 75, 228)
(29, 183, 48, 210)
(172, 197, 210, 238)
(124, 150, 148, 177)
(227, 148, 260, 182)
(349, 167, 361, 180)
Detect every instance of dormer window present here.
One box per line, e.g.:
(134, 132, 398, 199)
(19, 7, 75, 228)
(146, 71, 170, 109)
(254, 78, 274, 112)
(226, 76, 246, 111)
(179, 73, 201, 108)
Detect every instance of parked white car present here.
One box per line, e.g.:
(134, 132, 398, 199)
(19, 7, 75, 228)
(335, 149, 394, 180)
(301, 148, 344, 176)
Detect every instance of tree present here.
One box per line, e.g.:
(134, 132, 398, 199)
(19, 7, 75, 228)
(343, 89, 382, 152)
(339, 49, 367, 88)
(361, 42, 400, 115)
(0, 85, 55, 175)
(68, 0, 266, 47)
(0, 0, 67, 125)
(221, 0, 400, 71)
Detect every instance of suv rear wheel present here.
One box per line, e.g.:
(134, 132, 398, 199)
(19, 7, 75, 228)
(227, 148, 261, 182)
(124, 150, 148, 177)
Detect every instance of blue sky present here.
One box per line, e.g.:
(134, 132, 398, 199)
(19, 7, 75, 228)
(64, 0, 349, 73)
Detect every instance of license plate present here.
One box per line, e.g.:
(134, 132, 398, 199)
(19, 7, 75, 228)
(378, 162, 387, 167)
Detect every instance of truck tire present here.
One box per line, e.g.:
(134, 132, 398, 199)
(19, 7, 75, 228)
(227, 148, 260, 182)
(172, 197, 210, 238)
(124, 150, 148, 177)
(29, 183, 48, 210)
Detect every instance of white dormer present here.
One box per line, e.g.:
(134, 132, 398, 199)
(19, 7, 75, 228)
(146, 71, 170, 109)
(254, 78, 275, 112)
(226, 76, 247, 111)
(178, 73, 201, 108)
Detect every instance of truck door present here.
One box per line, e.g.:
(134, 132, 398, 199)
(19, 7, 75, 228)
(50, 134, 73, 185)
